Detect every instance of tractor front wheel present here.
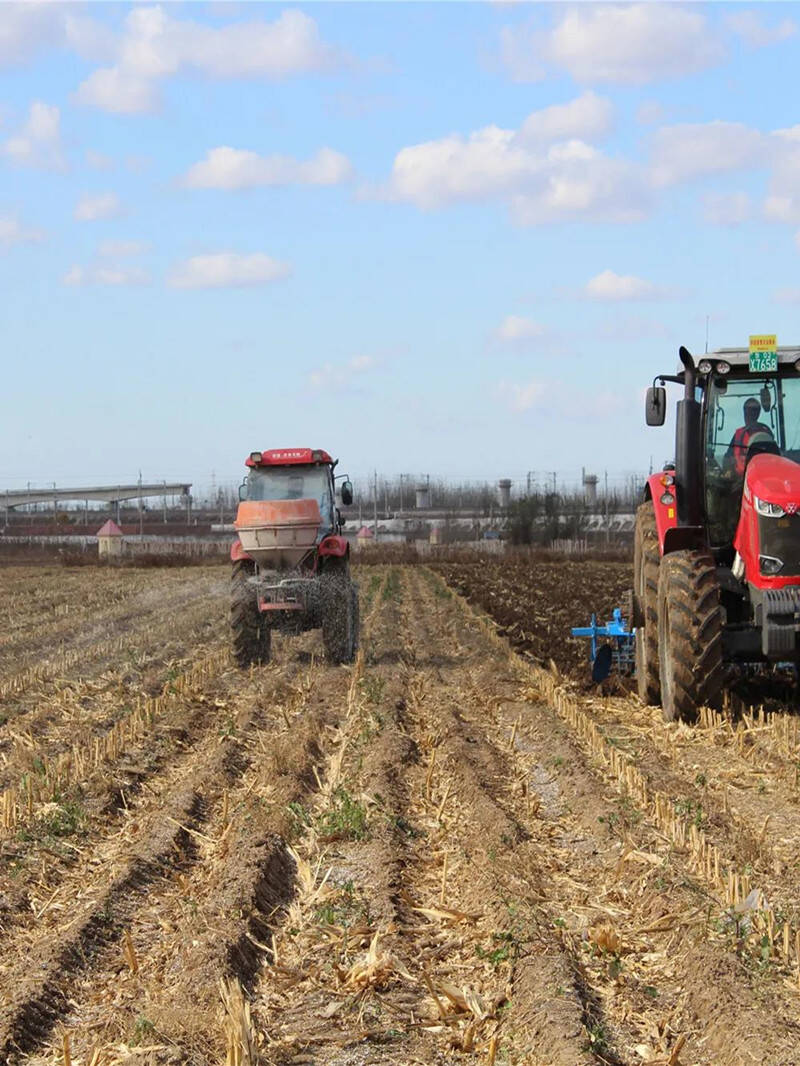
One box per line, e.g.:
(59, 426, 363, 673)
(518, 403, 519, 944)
(322, 577, 359, 664)
(231, 559, 272, 667)
(633, 502, 660, 705)
(656, 550, 723, 723)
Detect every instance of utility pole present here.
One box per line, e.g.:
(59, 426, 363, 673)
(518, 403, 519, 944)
(399, 474, 404, 514)
(138, 470, 143, 537)
(163, 481, 167, 524)
(604, 470, 610, 546)
(373, 470, 378, 539)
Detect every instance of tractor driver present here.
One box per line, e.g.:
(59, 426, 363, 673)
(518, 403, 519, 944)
(724, 398, 774, 477)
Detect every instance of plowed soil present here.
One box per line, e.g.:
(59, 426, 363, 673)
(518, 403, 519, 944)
(2, 563, 800, 1066)
(434, 558, 631, 679)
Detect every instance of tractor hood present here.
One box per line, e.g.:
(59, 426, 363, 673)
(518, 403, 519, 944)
(744, 453, 800, 511)
(235, 499, 322, 569)
(736, 453, 800, 588)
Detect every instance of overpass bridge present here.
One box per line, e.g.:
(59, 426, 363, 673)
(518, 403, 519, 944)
(2, 483, 191, 513)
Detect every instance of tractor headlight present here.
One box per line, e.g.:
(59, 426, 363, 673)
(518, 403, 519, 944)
(755, 496, 785, 518)
(698, 359, 713, 374)
(249, 451, 263, 464)
(716, 360, 731, 374)
(660, 492, 675, 505)
(760, 554, 784, 575)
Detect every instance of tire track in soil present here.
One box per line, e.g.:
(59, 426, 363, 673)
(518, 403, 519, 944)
(434, 567, 800, 1066)
(10, 573, 391, 1066)
(251, 568, 450, 1065)
(250, 569, 605, 1066)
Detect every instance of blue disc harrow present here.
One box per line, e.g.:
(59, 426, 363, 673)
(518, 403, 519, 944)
(571, 608, 636, 682)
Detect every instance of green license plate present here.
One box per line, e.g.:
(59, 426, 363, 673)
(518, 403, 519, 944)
(749, 350, 777, 372)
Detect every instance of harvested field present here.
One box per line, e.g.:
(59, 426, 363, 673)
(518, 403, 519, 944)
(2, 563, 800, 1066)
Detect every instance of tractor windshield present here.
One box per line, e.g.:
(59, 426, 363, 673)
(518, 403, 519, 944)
(246, 465, 334, 527)
(705, 374, 800, 544)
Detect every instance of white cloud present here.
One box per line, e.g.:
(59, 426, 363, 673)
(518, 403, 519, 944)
(74, 192, 122, 222)
(63, 264, 150, 286)
(0, 213, 45, 249)
(1, 101, 64, 170)
(183, 145, 353, 190)
(168, 252, 291, 289)
(726, 11, 796, 49)
(309, 354, 378, 390)
(764, 143, 800, 222)
(383, 97, 648, 223)
(502, 5, 724, 85)
(493, 315, 546, 345)
(74, 67, 160, 115)
(650, 121, 770, 187)
(582, 269, 669, 302)
(497, 378, 546, 413)
(499, 377, 624, 419)
(517, 91, 613, 145)
(703, 191, 751, 226)
(97, 240, 148, 257)
(74, 7, 344, 115)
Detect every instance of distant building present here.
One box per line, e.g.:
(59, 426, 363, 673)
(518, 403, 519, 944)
(96, 519, 124, 558)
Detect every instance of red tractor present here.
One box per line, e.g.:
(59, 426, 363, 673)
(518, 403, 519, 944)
(230, 448, 359, 666)
(637, 344, 800, 721)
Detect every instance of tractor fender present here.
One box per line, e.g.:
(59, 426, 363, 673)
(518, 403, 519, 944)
(318, 535, 349, 558)
(230, 538, 253, 563)
(644, 473, 678, 555)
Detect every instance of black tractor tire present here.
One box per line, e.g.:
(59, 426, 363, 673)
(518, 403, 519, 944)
(231, 559, 272, 667)
(656, 550, 724, 724)
(322, 576, 359, 665)
(633, 502, 660, 705)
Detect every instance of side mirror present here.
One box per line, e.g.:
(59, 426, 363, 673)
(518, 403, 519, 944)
(238, 482, 247, 501)
(760, 385, 772, 412)
(341, 480, 353, 506)
(645, 386, 666, 427)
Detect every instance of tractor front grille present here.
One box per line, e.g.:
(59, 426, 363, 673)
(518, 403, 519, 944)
(758, 513, 800, 577)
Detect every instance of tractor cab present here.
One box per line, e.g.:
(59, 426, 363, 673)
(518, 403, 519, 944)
(637, 345, 800, 722)
(701, 351, 800, 552)
(229, 448, 359, 669)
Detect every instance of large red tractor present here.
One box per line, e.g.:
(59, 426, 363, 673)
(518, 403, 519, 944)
(636, 344, 800, 721)
(230, 448, 359, 666)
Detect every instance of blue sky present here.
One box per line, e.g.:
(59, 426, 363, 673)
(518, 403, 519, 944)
(2, 2, 800, 498)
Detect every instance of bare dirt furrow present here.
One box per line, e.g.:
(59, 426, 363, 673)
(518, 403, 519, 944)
(0, 633, 318, 1065)
(545, 689, 800, 936)
(12, 573, 390, 1066)
(434, 568, 800, 1065)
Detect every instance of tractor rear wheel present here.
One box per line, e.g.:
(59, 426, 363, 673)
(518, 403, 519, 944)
(656, 550, 723, 723)
(231, 559, 271, 667)
(633, 502, 660, 705)
(322, 576, 359, 664)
